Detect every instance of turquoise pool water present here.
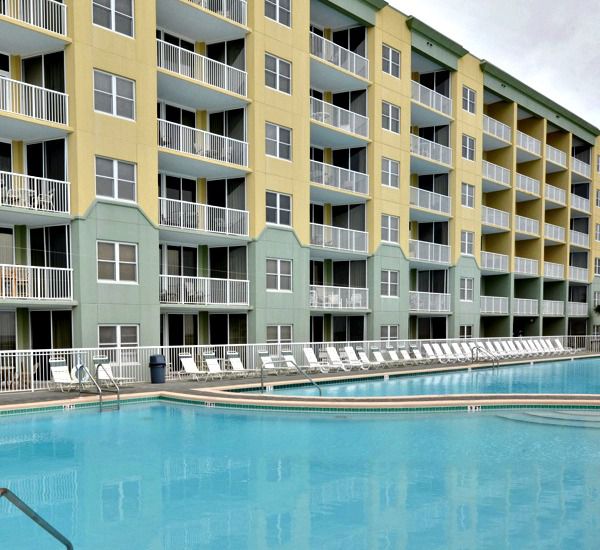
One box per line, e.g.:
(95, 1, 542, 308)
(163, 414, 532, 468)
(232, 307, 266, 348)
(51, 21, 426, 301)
(272, 359, 600, 397)
(1, 402, 600, 549)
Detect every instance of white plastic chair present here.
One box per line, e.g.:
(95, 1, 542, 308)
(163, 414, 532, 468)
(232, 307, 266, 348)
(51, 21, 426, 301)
(303, 347, 331, 373)
(178, 353, 202, 381)
(344, 346, 369, 370)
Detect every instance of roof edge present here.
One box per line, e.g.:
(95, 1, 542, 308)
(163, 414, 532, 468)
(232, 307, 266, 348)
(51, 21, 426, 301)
(406, 16, 468, 58)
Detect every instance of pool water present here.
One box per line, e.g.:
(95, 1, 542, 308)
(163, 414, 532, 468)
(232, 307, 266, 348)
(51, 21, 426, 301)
(1, 402, 600, 549)
(272, 359, 600, 398)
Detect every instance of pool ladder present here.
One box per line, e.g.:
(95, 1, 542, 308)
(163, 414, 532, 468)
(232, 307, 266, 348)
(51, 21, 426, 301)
(470, 345, 500, 369)
(77, 363, 120, 411)
(0, 488, 73, 548)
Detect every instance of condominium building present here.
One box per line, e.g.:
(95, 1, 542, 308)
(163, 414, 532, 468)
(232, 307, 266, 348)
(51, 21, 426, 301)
(0, 0, 598, 351)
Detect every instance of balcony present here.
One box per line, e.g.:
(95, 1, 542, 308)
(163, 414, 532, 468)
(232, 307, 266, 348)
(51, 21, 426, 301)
(309, 32, 369, 91)
(410, 80, 452, 126)
(159, 275, 249, 307)
(482, 114, 511, 150)
(0, 264, 72, 302)
(157, 119, 248, 178)
(0, 76, 69, 140)
(480, 251, 509, 273)
(513, 298, 538, 316)
(480, 296, 509, 315)
(0, 0, 68, 55)
(516, 130, 541, 162)
(409, 291, 451, 313)
(515, 215, 539, 238)
(567, 302, 588, 317)
(481, 205, 510, 233)
(310, 223, 368, 259)
(159, 197, 248, 244)
(309, 285, 368, 310)
(544, 261, 564, 280)
(544, 184, 566, 208)
(569, 229, 589, 249)
(542, 300, 564, 316)
(544, 222, 565, 243)
(482, 160, 510, 192)
(310, 97, 369, 147)
(514, 256, 538, 277)
(515, 173, 540, 199)
(410, 134, 452, 174)
(156, 39, 247, 111)
(309, 160, 369, 201)
(409, 239, 450, 266)
(570, 194, 590, 214)
(409, 187, 451, 220)
(569, 265, 588, 283)
(572, 157, 591, 180)
(545, 144, 567, 172)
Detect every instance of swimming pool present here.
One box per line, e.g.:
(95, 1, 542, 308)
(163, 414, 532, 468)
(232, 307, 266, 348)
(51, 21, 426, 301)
(2, 401, 600, 549)
(270, 358, 600, 398)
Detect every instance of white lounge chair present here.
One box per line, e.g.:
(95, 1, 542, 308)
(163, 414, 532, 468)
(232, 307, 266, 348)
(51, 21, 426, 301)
(373, 349, 391, 366)
(344, 346, 369, 370)
(499, 341, 519, 358)
(451, 343, 469, 362)
(484, 341, 505, 359)
(505, 341, 525, 357)
(385, 348, 402, 366)
(431, 343, 455, 363)
(202, 353, 224, 381)
(226, 351, 249, 378)
(282, 352, 302, 374)
(528, 340, 549, 356)
(175, 353, 201, 381)
(356, 347, 379, 368)
(326, 347, 355, 371)
(541, 339, 564, 356)
(50, 363, 78, 392)
(94, 356, 135, 386)
(554, 338, 575, 354)
(399, 349, 416, 365)
(422, 343, 439, 363)
(411, 347, 430, 364)
(303, 347, 331, 373)
(258, 351, 281, 375)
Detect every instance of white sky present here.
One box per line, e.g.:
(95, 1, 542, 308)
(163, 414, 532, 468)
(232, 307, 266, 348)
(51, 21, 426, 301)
(390, 0, 600, 130)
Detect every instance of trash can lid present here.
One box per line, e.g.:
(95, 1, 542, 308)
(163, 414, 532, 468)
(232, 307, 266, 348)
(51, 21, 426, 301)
(149, 354, 166, 364)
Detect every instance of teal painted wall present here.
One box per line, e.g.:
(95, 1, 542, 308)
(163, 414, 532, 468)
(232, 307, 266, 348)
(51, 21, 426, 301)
(448, 257, 481, 338)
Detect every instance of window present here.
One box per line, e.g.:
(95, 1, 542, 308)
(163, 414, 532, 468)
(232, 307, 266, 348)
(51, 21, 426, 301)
(460, 278, 474, 302)
(267, 325, 292, 344)
(265, 53, 291, 94)
(266, 191, 291, 226)
(380, 325, 399, 341)
(98, 325, 139, 363)
(265, 0, 291, 26)
(595, 258, 600, 276)
(459, 325, 473, 339)
(594, 325, 600, 336)
(461, 183, 474, 208)
(266, 259, 292, 291)
(596, 224, 600, 242)
(596, 189, 600, 208)
(382, 45, 400, 78)
(594, 291, 600, 306)
(265, 122, 291, 160)
(462, 134, 475, 160)
(95, 157, 136, 202)
(93, 0, 134, 37)
(94, 70, 135, 120)
(382, 101, 400, 133)
(381, 214, 399, 243)
(462, 86, 476, 114)
(382, 157, 399, 188)
(97, 241, 137, 283)
(461, 230, 474, 255)
(381, 270, 399, 297)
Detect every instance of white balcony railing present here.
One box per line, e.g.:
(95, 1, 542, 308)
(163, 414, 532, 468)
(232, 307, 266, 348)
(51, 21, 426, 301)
(0, 0, 67, 35)
(570, 193, 590, 213)
(572, 157, 591, 178)
(569, 265, 588, 282)
(567, 302, 588, 317)
(410, 134, 452, 166)
(159, 275, 249, 305)
(544, 222, 565, 242)
(516, 173, 540, 195)
(516, 130, 541, 156)
(0, 264, 72, 300)
(0, 171, 69, 213)
(159, 197, 248, 237)
(409, 239, 450, 264)
(545, 144, 567, 167)
(409, 187, 451, 215)
(411, 81, 452, 116)
(310, 223, 368, 254)
(480, 296, 509, 315)
(542, 300, 564, 316)
(0, 76, 68, 125)
(544, 184, 566, 205)
(483, 114, 511, 142)
(309, 285, 368, 310)
(310, 97, 369, 138)
(409, 291, 451, 313)
(309, 32, 369, 79)
(480, 251, 509, 272)
(310, 160, 369, 195)
(513, 298, 538, 316)
(515, 215, 539, 235)
(186, 0, 247, 26)
(570, 229, 589, 248)
(481, 205, 510, 229)
(544, 261, 564, 279)
(157, 39, 247, 96)
(157, 119, 248, 167)
(482, 160, 510, 186)
(514, 256, 538, 276)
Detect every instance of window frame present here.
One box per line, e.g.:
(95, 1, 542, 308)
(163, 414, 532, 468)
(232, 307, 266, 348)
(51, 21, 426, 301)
(462, 134, 475, 161)
(461, 182, 474, 208)
(595, 224, 600, 242)
(381, 214, 399, 244)
(382, 101, 400, 134)
(462, 85, 476, 114)
(459, 325, 473, 339)
(95, 156, 137, 203)
(266, 258, 293, 292)
(382, 157, 399, 188)
(265, 0, 291, 27)
(92, 0, 134, 38)
(266, 324, 293, 344)
(93, 69, 135, 120)
(380, 269, 399, 297)
(97, 240, 138, 284)
(265, 191, 292, 226)
(265, 52, 292, 94)
(460, 230, 474, 255)
(595, 258, 600, 276)
(382, 44, 400, 78)
(380, 324, 399, 341)
(265, 122, 292, 160)
(459, 277, 474, 302)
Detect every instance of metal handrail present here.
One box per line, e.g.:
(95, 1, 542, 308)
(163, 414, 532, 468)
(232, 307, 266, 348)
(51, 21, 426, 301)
(77, 362, 103, 409)
(0, 488, 73, 549)
(282, 353, 322, 396)
(470, 344, 499, 368)
(96, 361, 121, 411)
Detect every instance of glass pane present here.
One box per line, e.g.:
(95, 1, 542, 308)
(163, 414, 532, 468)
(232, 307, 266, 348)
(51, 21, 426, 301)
(98, 261, 116, 280)
(96, 175, 114, 197)
(116, 77, 133, 99)
(97, 242, 115, 261)
(119, 263, 136, 281)
(118, 180, 135, 201)
(119, 244, 136, 262)
(96, 157, 114, 177)
(95, 91, 113, 113)
(99, 325, 117, 346)
(118, 161, 134, 181)
(120, 325, 138, 345)
(93, 5, 111, 28)
(116, 98, 134, 119)
(94, 71, 112, 93)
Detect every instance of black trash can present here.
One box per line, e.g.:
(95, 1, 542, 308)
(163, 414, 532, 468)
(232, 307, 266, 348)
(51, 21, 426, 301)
(149, 354, 166, 384)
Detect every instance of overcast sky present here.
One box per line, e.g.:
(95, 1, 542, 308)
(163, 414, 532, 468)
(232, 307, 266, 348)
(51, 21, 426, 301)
(391, 0, 600, 130)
